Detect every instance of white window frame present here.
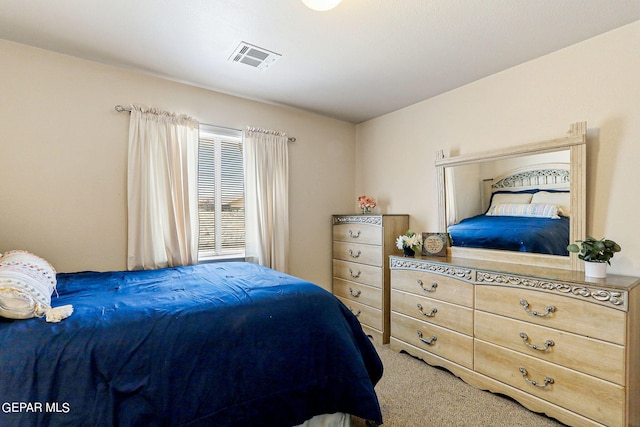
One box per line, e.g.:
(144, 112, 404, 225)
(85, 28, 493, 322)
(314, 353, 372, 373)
(198, 124, 245, 261)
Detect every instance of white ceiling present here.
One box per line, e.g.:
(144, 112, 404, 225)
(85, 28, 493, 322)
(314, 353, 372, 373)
(2, 0, 640, 123)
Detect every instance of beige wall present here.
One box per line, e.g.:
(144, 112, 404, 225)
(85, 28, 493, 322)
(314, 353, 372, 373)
(0, 39, 356, 289)
(356, 20, 640, 277)
(3, 19, 640, 282)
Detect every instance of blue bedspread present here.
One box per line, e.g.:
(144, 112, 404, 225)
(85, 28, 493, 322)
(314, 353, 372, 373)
(448, 214, 570, 256)
(0, 262, 382, 427)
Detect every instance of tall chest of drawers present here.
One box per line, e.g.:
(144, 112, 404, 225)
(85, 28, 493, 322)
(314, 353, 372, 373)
(332, 214, 408, 344)
(390, 255, 640, 427)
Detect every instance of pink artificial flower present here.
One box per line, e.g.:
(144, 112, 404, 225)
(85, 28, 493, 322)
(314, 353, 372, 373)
(358, 196, 377, 209)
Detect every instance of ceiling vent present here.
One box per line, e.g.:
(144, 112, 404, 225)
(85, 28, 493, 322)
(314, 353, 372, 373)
(229, 42, 281, 70)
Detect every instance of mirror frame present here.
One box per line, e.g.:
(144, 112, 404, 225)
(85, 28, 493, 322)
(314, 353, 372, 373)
(435, 122, 586, 271)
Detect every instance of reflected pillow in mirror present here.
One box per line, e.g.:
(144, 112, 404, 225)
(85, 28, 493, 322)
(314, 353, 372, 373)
(530, 191, 570, 217)
(486, 203, 562, 219)
(488, 192, 534, 211)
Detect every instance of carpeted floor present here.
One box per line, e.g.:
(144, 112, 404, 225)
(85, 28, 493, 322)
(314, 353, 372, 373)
(353, 341, 566, 427)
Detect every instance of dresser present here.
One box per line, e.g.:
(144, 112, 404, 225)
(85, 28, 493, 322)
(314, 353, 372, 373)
(389, 255, 640, 427)
(332, 214, 408, 344)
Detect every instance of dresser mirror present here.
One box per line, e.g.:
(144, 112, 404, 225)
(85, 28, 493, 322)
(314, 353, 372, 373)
(435, 122, 587, 270)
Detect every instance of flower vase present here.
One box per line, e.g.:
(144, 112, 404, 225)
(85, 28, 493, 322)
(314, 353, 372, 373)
(362, 207, 371, 214)
(403, 248, 415, 257)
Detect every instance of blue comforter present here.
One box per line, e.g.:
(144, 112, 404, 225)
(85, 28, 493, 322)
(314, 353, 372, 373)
(0, 262, 382, 427)
(448, 214, 570, 256)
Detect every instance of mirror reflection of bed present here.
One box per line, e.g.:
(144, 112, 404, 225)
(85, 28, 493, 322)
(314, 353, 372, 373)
(435, 122, 587, 271)
(446, 154, 571, 256)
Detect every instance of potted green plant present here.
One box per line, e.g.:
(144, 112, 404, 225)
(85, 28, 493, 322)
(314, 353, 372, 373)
(567, 236, 621, 278)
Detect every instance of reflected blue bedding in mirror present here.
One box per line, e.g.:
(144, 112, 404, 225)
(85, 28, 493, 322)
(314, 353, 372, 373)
(448, 215, 570, 256)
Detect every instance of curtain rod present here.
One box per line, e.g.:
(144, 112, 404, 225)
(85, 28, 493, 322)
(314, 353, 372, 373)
(115, 105, 296, 142)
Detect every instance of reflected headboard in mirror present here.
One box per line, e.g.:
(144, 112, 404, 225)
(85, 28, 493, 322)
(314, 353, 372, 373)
(435, 122, 586, 271)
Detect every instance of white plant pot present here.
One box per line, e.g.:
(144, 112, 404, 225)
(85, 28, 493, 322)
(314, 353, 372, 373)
(584, 261, 607, 279)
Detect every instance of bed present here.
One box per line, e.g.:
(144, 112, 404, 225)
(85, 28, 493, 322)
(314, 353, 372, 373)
(0, 257, 383, 427)
(447, 163, 571, 256)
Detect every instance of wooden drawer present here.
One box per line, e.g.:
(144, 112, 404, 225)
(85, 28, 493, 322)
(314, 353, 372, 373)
(391, 289, 473, 336)
(333, 223, 382, 245)
(475, 311, 624, 385)
(391, 312, 473, 369)
(337, 296, 382, 331)
(475, 340, 625, 426)
(391, 269, 473, 307)
(332, 241, 383, 267)
(333, 259, 382, 288)
(333, 278, 382, 309)
(476, 285, 626, 345)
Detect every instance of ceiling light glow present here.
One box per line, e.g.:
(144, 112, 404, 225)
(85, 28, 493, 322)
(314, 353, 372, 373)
(301, 0, 342, 11)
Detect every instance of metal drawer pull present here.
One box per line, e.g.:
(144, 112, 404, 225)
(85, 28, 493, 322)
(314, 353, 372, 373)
(349, 268, 361, 278)
(349, 307, 362, 317)
(348, 230, 361, 238)
(519, 332, 554, 351)
(519, 367, 554, 388)
(417, 279, 437, 292)
(417, 330, 437, 345)
(349, 287, 362, 297)
(348, 249, 362, 258)
(417, 303, 437, 317)
(520, 299, 556, 317)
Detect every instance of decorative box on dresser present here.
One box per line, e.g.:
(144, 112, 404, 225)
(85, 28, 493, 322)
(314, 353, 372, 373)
(389, 255, 640, 427)
(332, 214, 408, 344)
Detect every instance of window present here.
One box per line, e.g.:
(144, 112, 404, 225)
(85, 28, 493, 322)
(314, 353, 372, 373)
(198, 125, 244, 260)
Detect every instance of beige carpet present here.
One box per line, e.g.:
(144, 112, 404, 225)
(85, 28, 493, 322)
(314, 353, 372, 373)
(353, 342, 566, 427)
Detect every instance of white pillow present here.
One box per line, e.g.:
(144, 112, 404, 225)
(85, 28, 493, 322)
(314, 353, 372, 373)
(488, 192, 534, 211)
(531, 191, 570, 217)
(486, 203, 562, 219)
(0, 250, 73, 322)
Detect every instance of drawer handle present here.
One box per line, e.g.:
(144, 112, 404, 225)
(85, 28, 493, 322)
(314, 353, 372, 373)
(519, 367, 554, 388)
(348, 307, 362, 317)
(417, 279, 437, 292)
(348, 230, 361, 238)
(349, 268, 361, 278)
(417, 330, 437, 345)
(519, 332, 555, 351)
(520, 299, 556, 317)
(348, 249, 362, 258)
(417, 303, 437, 317)
(349, 287, 362, 297)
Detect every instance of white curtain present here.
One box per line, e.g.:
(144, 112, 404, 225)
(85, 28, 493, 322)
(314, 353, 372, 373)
(445, 166, 457, 226)
(244, 127, 289, 273)
(127, 105, 200, 270)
